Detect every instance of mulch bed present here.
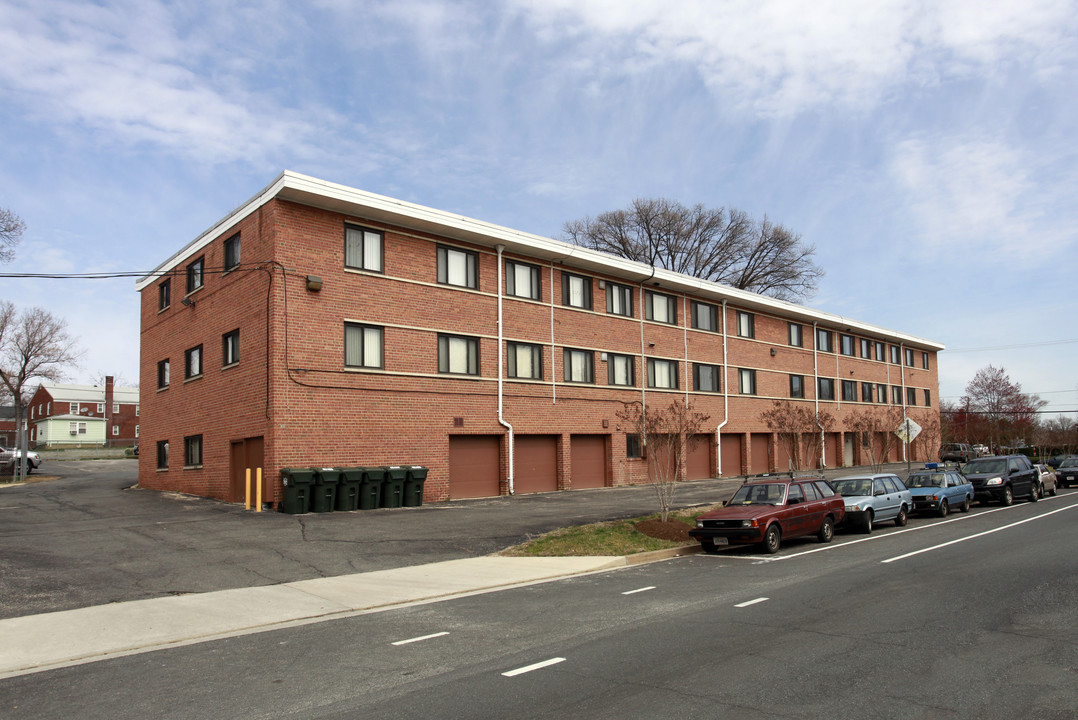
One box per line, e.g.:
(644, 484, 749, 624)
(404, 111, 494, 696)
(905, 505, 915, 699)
(634, 518, 694, 543)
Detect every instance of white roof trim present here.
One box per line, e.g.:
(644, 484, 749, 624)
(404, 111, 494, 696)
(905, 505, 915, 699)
(136, 171, 944, 350)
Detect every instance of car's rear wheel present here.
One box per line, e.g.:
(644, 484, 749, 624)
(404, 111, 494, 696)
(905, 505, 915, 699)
(1001, 486, 1014, 506)
(861, 511, 874, 534)
(817, 516, 835, 543)
(1049, 482, 1057, 497)
(700, 541, 721, 555)
(895, 506, 908, 527)
(1029, 483, 1040, 502)
(762, 524, 781, 554)
(961, 496, 971, 513)
(937, 499, 949, 518)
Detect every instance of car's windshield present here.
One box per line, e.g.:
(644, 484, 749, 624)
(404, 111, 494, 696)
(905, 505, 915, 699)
(832, 478, 872, 496)
(1059, 459, 1078, 469)
(906, 473, 944, 488)
(962, 459, 1005, 475)
(728, 483, 786, 505)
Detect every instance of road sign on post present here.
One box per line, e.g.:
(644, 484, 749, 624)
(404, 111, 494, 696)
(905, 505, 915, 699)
(895, 418, 923, 473)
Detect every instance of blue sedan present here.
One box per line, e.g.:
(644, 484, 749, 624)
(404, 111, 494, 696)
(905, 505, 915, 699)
(905, 467, 973, 516)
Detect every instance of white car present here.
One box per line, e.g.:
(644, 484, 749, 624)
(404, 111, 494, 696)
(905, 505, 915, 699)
(1033, 463, 1057, 497)
(832, 473, 913, 533)
(0, 445, 41, 472)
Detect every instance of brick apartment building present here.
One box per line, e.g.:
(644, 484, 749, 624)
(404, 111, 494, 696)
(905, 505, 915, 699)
(136, 171, 943, 506)
(26, 377, 140, 448)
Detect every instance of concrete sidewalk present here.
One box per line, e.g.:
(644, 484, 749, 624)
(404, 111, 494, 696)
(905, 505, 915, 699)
(0, 552, 695, 680)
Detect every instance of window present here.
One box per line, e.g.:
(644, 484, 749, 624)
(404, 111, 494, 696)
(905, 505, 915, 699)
(875, 341, 885, 361)
(438, 335, 479, 375)
(112, 425, 119, 436)
(224, 233, 241, 271)
(184, 345, 203, 379)
(157, 360, 169, 389)
(69, 421, 87, 434)
(691, 301, 718, 331)
(506, 260, 541, 300)
(818, 377, 835, 401)
(789, 323, 803, 347)
(860, 339, 871, 359)
(606, 283, 633, 317)
(345, 324, 383, 369)
(862, 382, 874, 403)
(842, 380, 857, 402)
(646, 291, 677, 324)
(905, 348, 915, 366)
(693, 363, 721, 392)
(344, 225, 384, 272)
(507, 342, 542, 379)
(437, 245, 478, 289)
(186, 256, 204, 294)
(788, 484, 804, 504)
(892, 385, 902, 404)
(836, 334, 856, 357)
(907, 387, 917, 406)
(737, 311, 755, 338)
(738, 368, 756, 395)
(890, 345, 900, 364)
(563, 348, 594, 383)
(648, 358, 679, 389)
(922, 352, 930, 370)
(608, 354, 635, 386)
(562, 272, 592, 309)
(70, 402, 79, 414)
(876, 383, 887, 404)
(816, 328, 833, 352)
(159, 279, 171, 310)
(626, 434, 643, 459)
(222, 329, 240, 367)
(97, 403, 105, 413)
(113, 403, 119, 413)
(790, 374, 805, 399)
(183, 435, 202, 468)
(924, 389, 932, 407)
(156, 440, 169, 470)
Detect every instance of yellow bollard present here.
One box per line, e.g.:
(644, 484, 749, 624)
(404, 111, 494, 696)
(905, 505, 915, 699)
(256, 468, 263, 512)
(245, 468, 252, 510)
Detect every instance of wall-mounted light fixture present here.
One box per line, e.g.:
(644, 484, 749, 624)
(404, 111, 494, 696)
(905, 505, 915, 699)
(770, 348, 777, 357)
(306, 275, 323, 292)
(181, 297, 195, 307)
(648, 342, 655, 347)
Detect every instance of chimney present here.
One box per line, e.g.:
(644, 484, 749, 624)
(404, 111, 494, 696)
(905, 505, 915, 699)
(105, 376, 114, 424)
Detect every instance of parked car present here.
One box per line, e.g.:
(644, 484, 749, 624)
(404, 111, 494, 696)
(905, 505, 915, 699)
(0, 445, 41, 472)
(1046, 454, 1076, 470)
(1033, 463, 1058, 497)
(690, 477, 845, 554)
(904, 466, 973, 516)
(1056, 458, 1078, 488)
(939, 443, 975, 463)
(960, 455, 1039, 505)
(831, 474, 912, 533)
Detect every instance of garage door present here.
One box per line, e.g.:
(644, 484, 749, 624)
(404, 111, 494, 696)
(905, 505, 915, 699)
(448, 435, 501, 499)
(514, 435, 558, 494)
(750, 433, 770, 474)
(686, 433, 712, 480)
(570, 435, 607, 489)
(825, 433, 841, 469)
(720, 434, 742, 477)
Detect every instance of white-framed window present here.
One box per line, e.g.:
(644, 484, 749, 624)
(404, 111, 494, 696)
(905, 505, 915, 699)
(606, 283, 633, 317)
(344, 225, 384, 272)
(562, 272, 593, 309)
(738, 368, 756, 395)
(70, 402, 79, 414)
(563, 348, 594, 383)
(507, 342, 542, 379)
(345, 324, 383, 369)
(646, 291, 676, 324)
(438, 334, 479, 375)
(112, 425, 119, 436)
(506, 260, 541, 300)
(648, 358, 679, 389)
(736, 311, 754, 338)
(97, 403, 104, 413)
(608, 353, 634, 386)
(693, 363, 721, 392)
(113, 403, 119, 413)
(692, 302, 718, 331)
(437, 245, 478, 289)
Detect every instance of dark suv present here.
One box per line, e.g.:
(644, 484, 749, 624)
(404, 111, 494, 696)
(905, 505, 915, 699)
(960, 455, 1039, 505)
(939, 443, 975, 463)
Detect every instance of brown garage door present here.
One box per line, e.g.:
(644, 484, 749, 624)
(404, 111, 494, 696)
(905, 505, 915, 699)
(686, 433, 712, 480)
(449, 435, 501, 499)
(514, 435, 558, 494)
(720, 434, 742, 476)
(750, 433, 770, 474)
(570, 435, 607, 489)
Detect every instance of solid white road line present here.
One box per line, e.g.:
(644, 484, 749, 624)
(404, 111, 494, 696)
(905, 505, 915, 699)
(734, 597, 769, 608)
(502, 657, 566, 677)
(391, 631, 450, 646)
(621, 586, 656, 595)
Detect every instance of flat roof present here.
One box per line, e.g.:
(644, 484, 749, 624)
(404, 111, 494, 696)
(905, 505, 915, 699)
(136, 171, 944, 351)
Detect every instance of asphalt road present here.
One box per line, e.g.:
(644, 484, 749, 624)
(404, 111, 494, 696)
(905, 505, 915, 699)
(3, 489, 1077, 718)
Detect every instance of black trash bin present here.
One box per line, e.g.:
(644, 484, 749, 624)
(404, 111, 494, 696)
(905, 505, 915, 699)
(335, 468, 361, 511)
(403, 466, 428, 507)
(310, 468, 340, 513)
(381, 466, 407, 508)
(280, 468, 315, 514)
(358, 467, 385, 510)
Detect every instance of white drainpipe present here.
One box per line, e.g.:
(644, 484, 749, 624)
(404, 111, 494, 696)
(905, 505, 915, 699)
(814, 322, 825, 469)
(716, 300, 729, 475)
(496, 245, 515, 495)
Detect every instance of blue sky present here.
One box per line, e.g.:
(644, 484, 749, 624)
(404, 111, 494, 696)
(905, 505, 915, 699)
(1, 0, 1076, 414)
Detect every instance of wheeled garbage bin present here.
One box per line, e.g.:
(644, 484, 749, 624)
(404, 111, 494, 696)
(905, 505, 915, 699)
(358, 467, 385, 510)
(381, 466, 407, 508)
(280, 468, 315, 514)
(310, 468, 340, 513)
(403, 466, 428, 507)
(335, 468, 361, 511)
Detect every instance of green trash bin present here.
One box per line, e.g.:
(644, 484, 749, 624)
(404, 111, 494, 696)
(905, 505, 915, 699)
(280, 468, 315, 514)
(310, 468, 340, 513)
(359, 467, 385, 510)
(403, 466, 428, 507)
(381, 466, 407, 508)
(335, 467, 361, 511)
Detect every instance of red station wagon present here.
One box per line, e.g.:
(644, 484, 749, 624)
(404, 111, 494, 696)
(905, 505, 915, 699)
(689, 477, 846, 554)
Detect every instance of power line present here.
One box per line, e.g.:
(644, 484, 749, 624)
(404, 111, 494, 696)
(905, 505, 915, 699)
(944, 338, 1078, 352)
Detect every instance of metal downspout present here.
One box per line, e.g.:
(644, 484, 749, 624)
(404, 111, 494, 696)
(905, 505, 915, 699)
(900, 342, 908, 464)
(716, 300, 729, 475)
(496, 245, 515, 495)
(814, 322, 825, 469)
(639, 266, 656, 446)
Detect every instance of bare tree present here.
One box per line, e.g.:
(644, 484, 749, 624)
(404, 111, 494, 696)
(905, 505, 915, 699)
(962, 365, 1046, 451)
(562, 198, 824, 302)
(0, 301, 82, 480)
(846, 406, 904, 471)
(1, 207, 26, 263)
(617, 399, 710, 522)
(759, 400, 836, 470)
(910, 411, 942, 463)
